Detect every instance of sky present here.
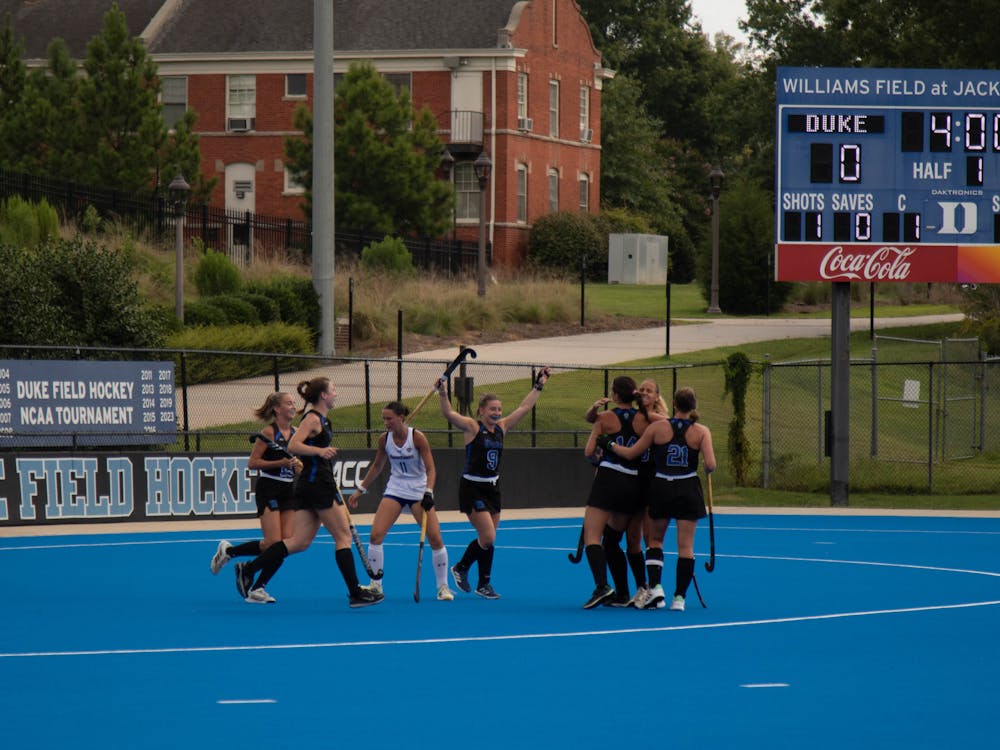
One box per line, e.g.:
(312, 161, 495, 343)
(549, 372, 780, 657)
(688, 0, 749, 43)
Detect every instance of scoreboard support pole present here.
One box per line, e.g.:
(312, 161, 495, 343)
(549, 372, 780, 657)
(830, 282, 850, 507)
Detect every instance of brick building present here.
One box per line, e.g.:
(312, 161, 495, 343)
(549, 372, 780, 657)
(3, 0, 611, 266)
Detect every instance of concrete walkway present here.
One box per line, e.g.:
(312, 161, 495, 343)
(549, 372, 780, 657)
(178, 314, 962, 429)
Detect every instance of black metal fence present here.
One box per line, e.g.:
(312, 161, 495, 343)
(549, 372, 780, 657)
(0, 167, 487, 273)
(2, 343, 998, 497)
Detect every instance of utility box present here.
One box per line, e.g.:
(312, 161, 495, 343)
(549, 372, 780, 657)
(607, 233, 668, 285)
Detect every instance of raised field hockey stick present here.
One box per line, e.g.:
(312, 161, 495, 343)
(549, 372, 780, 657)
(704, 472, 716, 572)
(406, 346, 477, 423)
(414, 506, 429, 602)
(568, 526, 584, 563)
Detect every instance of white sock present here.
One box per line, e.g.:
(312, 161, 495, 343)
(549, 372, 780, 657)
(368, 543, 384, 583)
(432, 546, 449, 587)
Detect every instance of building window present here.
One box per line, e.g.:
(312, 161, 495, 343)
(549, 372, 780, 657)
(161, 76, 187, 130)
(227, 74, 256, 131)
(383, 73, 412, 97)
(548, 168, 559, 212)
(517, 72, 528, 119)
(578, 174, 590, 211)
(516, 164, 528, 223)
(284, 168, 305, 195)
(455, 162, 479, 221)
(286, 73, 307, 98)
(579, 86, 590, 140)
(548, 80, 559, 137)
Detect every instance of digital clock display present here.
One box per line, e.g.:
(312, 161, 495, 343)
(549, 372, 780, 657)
(775, 67, 1000, 283)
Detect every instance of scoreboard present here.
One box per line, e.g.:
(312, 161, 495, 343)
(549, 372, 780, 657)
(776, 67, 1000, 282)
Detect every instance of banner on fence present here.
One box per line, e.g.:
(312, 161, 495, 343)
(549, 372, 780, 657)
(0, 448, 591, 526)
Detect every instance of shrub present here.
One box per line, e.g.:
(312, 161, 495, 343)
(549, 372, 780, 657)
(528, 211, 604, 280)
(237, 291, 282, 323)
(0, 195, 58, 248)
(183, 300, 229, 327)
(245, 275, 320, 330)
(360, 235, 415, 275)
(194, 250, 242, 296)
(165, 322, 315, 384)
(205, 294, 260, 325)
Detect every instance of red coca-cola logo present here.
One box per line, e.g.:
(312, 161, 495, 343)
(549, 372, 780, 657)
(819, 245, 915, 281)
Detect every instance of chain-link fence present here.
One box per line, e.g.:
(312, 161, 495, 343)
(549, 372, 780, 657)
(2, 341, 998, 495)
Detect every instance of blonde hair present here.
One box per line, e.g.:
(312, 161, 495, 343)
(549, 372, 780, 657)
(253, 392, 289, 421)
(640, 379, 670, 416)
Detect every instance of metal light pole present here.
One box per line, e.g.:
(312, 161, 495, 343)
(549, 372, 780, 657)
(440, 149, 456, 243)
(474, 150, 491, 297)
(169, 173, 190, 323)
(707, 164, 725, 314)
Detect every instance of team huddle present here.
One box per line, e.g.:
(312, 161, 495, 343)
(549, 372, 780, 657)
(208, 366, 715, 611)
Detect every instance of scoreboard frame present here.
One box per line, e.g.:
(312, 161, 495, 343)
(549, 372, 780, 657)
(776, 67, 1000, 283)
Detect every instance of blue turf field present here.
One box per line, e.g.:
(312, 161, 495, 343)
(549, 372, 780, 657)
(3, 513, 999, 748)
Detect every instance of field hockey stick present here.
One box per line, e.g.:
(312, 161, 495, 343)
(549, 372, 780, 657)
(414, 507, 428, 602)
(690, 573, 708, 608)
(704, 472, 716, 572)
(406, 346, 477, 423)
(334, 485, 382, 580)
(567, 525, 584, 563)
(249, 433, 303, 471)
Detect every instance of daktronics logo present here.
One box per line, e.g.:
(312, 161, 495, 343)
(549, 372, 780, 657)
(819, 245, 915, 281)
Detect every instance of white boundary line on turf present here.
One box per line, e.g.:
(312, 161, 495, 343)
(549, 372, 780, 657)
(3, 599, 999, 660)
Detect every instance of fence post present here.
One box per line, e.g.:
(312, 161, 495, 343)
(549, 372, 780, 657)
(761, 355, 770, 489)
(364, 360, 372, 449)
(817, 363, 824, 463)
(980, 353, 987, 453)
(396, 309, 403, 402)
(927, 362, 934, 491)
(870, 345, 878, 456)
(272, 355, 279, 391)
(180, 352, 190, 451)
(530, 366, 537, 447)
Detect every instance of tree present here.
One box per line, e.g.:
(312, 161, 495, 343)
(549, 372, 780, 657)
(285, 61, 453, 236)
(0, 3, 211, 200)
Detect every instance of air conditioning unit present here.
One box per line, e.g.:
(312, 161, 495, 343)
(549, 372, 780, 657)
(228, 117, 255, 132)
(517, 117, 533, 132)
(580, 127, 593, 142)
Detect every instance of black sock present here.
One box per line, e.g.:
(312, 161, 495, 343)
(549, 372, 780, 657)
(585, 544, 608, 587)
(675, 556, 695, 597)
(246, 540, 286, 577)
(627, 550, 647, 588)
(457, 539, 479, 570)
(602, 526, 629, 595)
(477, 545, 494, 586)
(228, 540, 262, 558)
(646, 546, 664, 588)
(335, 547, 360, 593)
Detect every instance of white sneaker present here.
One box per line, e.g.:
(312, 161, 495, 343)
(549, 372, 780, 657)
(670, 595, 685, 611)
(210, 540, 232, 575)
(245, 587, 276, 604)
(437, 585, 455, 601)
(644, 584, 665, 610)
(364, 580, 383, 595)
(627, 586, 650, 609)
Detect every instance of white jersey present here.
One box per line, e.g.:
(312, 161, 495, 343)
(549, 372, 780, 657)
(384, 427, 427, 501)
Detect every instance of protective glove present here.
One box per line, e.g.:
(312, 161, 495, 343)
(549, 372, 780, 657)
(421, 490, 435, 511)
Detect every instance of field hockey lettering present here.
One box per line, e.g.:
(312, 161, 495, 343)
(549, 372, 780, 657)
(144, 456, 253, 516)
(819, 246, 915, 281)
(14, 457, 134, 521)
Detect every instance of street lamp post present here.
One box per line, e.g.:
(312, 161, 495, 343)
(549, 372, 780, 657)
(169, 173, 191, 323)
(473, 150, 491, 297)
(439, 149, 456, 244)
(707, 164, 725, 314)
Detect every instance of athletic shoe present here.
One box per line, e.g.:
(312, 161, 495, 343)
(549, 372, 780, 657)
(245, 587, 276, 604)
(364, 580, 383, 595)
(451, 565, 471, 593)
(627, 586, 650, 609)
(670, 595, 686, 611)
(644, 584, 665, 610)
(349, 587, 385, 608)
(437, 585, 455, 601)
(234, 562, 252, 599)
(475, 583, 501, 599)
(210, 540, 233, 575)
(603, 591, 631, 607)
(583, 584, 615, 609)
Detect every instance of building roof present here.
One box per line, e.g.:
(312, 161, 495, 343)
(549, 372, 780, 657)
(2, 0, 528, 59)
(0, 0, 166, 59)
(149, 0, 524, 54)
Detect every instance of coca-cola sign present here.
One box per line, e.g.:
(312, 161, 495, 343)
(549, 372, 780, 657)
(775, 243, 963, 282)
(819, 245, 915, 281)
